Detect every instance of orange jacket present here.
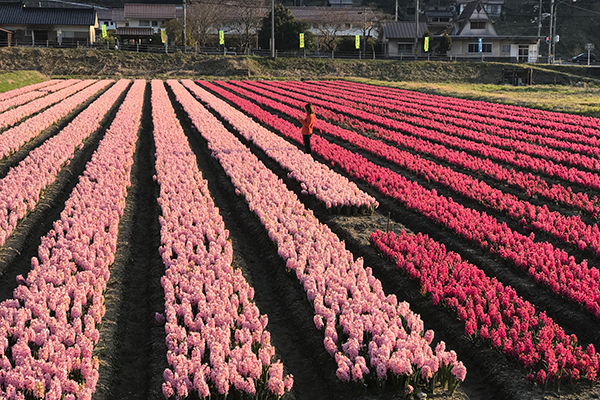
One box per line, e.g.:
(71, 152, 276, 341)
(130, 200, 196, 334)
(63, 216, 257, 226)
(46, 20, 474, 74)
(300, 113, 316, 135)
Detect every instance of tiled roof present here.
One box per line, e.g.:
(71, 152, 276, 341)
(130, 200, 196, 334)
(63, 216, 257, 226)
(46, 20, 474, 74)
(97, 8, 125, 23)
(289, 7, 376, 23)
(0, 2, 97, 26)
(383, 21, 428, 39)
(116, 26, 153, 36)
(124, 4, 177, 19)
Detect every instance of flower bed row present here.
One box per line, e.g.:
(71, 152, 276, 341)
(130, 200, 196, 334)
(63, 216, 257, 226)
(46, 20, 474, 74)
(231, 80, 600, 218)
(371, 229, 600, 387)
(316, 80, 600, 149)
(0, 79, 145, 400)
(152, 80, 293, 400)
(0, 80, 80, 114)
(180, 79, 377, 215)
(272, 81, 600, 172)
(325, 80, 600, 134)
(0, 80, 112, 161)
(0, 80, 60, 102)
(0, 79, 125, 247)
(174, 80, 466, 394)
(199, 81, 600, 324)
(0, 80, 96, 131)
(239, 80, 600, 194)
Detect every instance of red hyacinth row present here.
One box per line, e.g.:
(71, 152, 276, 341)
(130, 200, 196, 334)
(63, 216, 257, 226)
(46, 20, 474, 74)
(175, 80, 467, 394)
(325, 80, 600, 134)
(271, 81, 600, 172)
(180, 79, 377, 214)
(370, 229, 600, 386)
(198, 80, 600, 323)
(151, 80, 293, 400)
(0, 79, 145, 400)
(307, 80, 600, 151)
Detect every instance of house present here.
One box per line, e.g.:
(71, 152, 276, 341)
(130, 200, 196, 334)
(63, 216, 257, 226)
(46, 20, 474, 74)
(95, 3, 183, 46)
(447, 0, 538, 62)
(457, 0, 504, 19)
(289, 7, 377, 51)
(381, 21, 428, 57)
(0, 1, 98, 46)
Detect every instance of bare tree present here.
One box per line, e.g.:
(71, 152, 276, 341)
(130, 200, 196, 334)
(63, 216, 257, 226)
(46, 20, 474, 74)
(311, 11, 348, 51)
(225, 0, 269, 53)
(187, 0, 227, 47)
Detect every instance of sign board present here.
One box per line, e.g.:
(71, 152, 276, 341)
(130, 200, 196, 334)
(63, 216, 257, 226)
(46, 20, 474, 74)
(219, 30, 224, 45)
(586, 43, 595, 50)
(478, 37, 482, 53)
(299, 33, 304, 49)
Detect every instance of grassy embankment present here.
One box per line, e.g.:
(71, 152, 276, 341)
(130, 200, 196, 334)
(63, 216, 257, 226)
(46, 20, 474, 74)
(0, 70, 48, 93)
(1, 46, 599, 117)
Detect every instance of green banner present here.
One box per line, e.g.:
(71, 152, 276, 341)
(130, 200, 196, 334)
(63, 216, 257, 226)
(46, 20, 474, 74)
(219, 30, 224, 45)
(299, 33, 304, 49)
(355, 35, 360, 49)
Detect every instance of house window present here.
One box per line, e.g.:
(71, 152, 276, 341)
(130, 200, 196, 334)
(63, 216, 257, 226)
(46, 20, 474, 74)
(152, 20, 158, 27)
(468, 42, 492, 53)
(501, 44, 511, 54)
(139, 20, 150, 27)
(397, 43, 413, 54)
(518, 45, 529, 62)
(125, 22, 129, 27)
(470, 21, 486, 30)
(345, 23, 352, 29)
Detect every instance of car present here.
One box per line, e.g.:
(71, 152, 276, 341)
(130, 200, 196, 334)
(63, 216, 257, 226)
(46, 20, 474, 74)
(571, 52, 596, 64)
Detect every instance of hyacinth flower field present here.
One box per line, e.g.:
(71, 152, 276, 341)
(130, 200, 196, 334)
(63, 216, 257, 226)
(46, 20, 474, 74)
(0, 79, 599, 400)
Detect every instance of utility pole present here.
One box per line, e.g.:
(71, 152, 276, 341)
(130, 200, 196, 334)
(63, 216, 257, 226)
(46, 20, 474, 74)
(183, 0, 187, 51)
(271, 0, 275, 57)
(548, 0, 554, 63)
(395, 0, 398, 22)
(414, 0, 419, 59)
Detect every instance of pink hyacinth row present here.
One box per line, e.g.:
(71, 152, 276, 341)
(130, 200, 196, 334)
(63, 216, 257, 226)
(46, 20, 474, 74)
(0, 80, 60, 102)
(180, 80, 377, 213)
(0, 79, 125, 248)
(151, 80, 292, 400)
(206, 80, 600, 254)
(0, 79, 145, 400)
(0, 80, 80, 114)
(0, 80, 112, 161)
(371, 229, 600, 385)
(170, 80, 466, 393)
(263, 80, 600, 193)
(198, 81, 600, 322)
(240, 80, 598, 217)
(0, 80, 96, 130)
(231, 82, 600, 255)
(326, 80, 600, 136)
(299, 80, 600, 154)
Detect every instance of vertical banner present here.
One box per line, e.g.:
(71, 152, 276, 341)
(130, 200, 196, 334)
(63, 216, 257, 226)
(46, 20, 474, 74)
(299, 33, 304, 49)
(424, 36, 429, 52)
(355, 34, 360, 49)
(102, 24, 107, 38)
(478, 37, 482, 53)
(161, 28, 166, 44)
(219, 30, 224, 45)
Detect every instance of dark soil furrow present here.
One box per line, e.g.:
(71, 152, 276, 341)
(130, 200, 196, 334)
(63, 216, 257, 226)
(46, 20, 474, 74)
(0, 80, 126, 303)
(93, 81, 168, 400)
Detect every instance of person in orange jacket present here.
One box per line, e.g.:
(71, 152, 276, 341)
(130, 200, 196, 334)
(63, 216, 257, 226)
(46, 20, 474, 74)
(297, 103, 316, 154)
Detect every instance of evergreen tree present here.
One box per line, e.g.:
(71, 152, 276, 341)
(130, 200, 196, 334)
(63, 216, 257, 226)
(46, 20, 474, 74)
(258, 4, 309, 51)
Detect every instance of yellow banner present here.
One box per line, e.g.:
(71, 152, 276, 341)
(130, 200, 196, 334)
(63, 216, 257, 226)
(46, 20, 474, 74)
(299, 33, 304, 49)
(355, 35, 360, 49)
(102, 24, 107, 38)
(219, 30, 224, 45)
(424, 36, 429, 52)
(160, 28, 166, 43)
